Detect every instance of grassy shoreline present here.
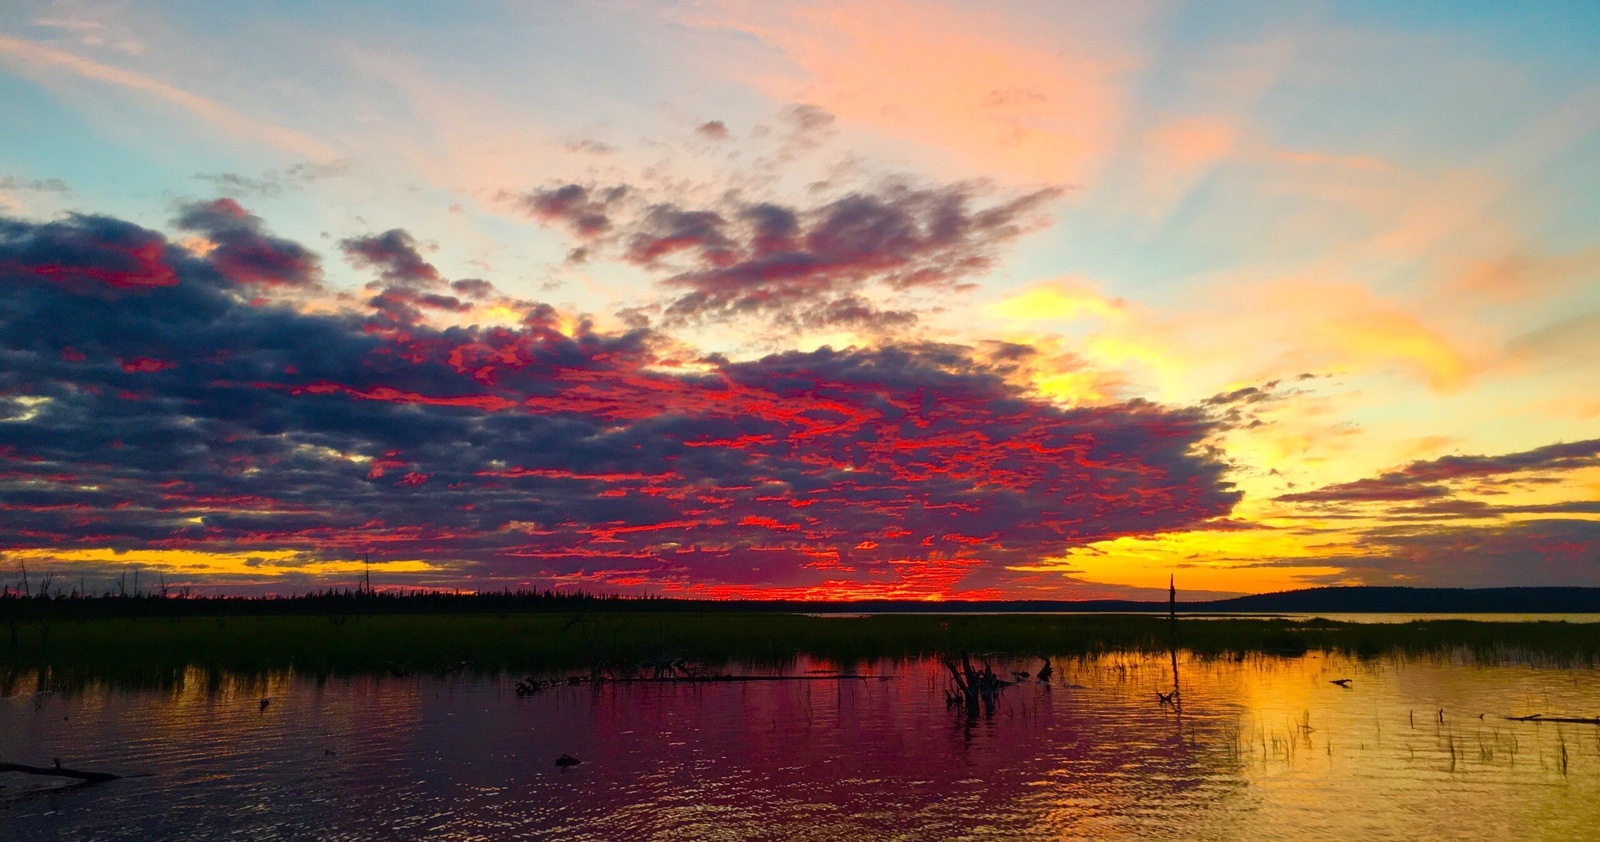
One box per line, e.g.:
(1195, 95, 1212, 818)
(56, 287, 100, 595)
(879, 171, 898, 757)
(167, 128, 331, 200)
(4, 612, 1600, 691)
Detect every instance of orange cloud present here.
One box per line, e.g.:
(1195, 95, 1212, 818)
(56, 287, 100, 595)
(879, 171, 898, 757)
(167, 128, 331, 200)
(1135, 114, 1240, 209)
(693, 0, 1135, 183)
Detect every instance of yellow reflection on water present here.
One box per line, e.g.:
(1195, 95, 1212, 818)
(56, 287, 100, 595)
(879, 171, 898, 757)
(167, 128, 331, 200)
(4, 653, 1599, 839)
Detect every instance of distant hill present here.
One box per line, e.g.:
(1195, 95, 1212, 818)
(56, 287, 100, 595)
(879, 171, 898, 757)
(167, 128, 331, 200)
(1199, 586, 1600, 614)
(790, 586, 1600, 614)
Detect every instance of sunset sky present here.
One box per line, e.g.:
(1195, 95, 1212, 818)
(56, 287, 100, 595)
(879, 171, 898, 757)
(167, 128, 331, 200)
(2, 1, 1598, 599)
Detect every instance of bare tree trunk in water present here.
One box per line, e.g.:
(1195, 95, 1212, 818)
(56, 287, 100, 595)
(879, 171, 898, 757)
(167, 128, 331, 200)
(1169, 575, 1181, 713)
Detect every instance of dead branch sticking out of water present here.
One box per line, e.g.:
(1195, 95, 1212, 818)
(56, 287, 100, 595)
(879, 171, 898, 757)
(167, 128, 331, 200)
(1504, 714, 1600, 725)
(943, 651, 1012, 710)
(0, 761, 121, 784)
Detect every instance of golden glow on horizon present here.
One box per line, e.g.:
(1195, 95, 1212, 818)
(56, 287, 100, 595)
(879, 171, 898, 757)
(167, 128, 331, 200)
(5, 547, 440, 577)
(1015, 527, 1360, 594)
(1033, 369, 1113, 405)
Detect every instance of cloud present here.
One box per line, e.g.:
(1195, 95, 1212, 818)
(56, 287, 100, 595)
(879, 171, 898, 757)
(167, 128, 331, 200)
(687, 2, 1130, 182)
(656, 182, 1060, 328)
(526, 179, 1060, 331)
(0, 34, 332, 160)
(451, 278, 496, 299)
(191, 162, 348, 198)
(626, 204, 737, 265)
(986, 282, 1127, 325)
(340, 228, 441, 287)
(564, 138, 616, 155)
(174, 198, 321, 287)
(1309, 519, 1600, 588)
(1279, 438, 1600, 504)
(515, 183, 630, 238)
(0, 212, 176, 290)
(0, 176, 70, 194)
(339, 228, 468, 324)
(696, 120, 731, 140)
(0, 207, 1240, 597)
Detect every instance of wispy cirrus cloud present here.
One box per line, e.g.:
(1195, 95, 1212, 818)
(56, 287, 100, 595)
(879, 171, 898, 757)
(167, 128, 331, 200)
(0, 34, 334, 160)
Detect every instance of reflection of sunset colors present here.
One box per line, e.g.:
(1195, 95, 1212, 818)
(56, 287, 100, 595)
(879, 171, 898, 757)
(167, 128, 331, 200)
(2, 3, 1599, 597)
(7, 656, 1600, 837)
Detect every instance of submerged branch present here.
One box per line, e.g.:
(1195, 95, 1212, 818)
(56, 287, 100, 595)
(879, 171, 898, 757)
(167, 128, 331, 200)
(1504, 714, 1600, 724)
(0, 761, 121, 784)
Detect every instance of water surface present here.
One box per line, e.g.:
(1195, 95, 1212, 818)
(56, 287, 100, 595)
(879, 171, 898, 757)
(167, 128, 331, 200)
(4, 653, 1599, 839)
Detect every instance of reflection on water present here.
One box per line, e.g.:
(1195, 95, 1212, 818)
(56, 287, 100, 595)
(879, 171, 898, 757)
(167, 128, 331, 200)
(3, 653, 1599, 840)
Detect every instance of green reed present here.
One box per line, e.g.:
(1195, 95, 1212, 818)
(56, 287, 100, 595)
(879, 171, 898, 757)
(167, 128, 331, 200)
(2, 612, 1598, 692)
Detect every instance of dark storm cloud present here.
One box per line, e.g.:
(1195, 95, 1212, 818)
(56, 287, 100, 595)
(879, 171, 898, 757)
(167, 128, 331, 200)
(0, 206, 1238, 596)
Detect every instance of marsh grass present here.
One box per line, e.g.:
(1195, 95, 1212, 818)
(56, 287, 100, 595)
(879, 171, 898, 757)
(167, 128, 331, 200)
(2, 612, 1598, 692)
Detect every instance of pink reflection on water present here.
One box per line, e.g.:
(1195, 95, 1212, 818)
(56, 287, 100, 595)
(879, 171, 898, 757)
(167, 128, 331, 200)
(4, 654, 1600, 839)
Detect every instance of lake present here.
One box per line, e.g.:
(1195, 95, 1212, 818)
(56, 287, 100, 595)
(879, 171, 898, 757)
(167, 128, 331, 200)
(4, 652, 1599, 839)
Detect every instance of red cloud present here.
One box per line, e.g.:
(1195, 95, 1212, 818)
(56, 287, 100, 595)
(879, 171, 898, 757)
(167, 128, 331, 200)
(120, 357, 175, 373)
(0, 206, 1243, 598)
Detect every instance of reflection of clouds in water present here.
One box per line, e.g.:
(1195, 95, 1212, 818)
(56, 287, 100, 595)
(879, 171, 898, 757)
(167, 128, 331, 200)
(2, 654, 1599, 838)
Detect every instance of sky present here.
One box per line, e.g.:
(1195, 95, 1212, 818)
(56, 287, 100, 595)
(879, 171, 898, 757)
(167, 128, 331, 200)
(1, 0, 1598, 600)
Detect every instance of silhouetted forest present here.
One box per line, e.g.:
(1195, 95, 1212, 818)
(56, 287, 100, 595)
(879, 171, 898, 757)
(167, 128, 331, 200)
(3, 584, 1598, 622)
